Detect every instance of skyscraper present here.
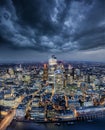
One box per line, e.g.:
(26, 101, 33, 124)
(54, 69, 64, 94)
(48, 55, 57, 84)
(48, 55, 57, 66)
(43, 64, 48, 81)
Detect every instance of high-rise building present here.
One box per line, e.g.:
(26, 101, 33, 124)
(67, 64, 74, 84)
(48, 55, 66, 94)
(48, 55, 57, 84)
(54, 69, 64, 94)
(75, 68, 81, 80)
(48, 55, 57, 66)
(43, 64, 48, 81)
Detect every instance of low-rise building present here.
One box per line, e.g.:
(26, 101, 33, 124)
(15, 106, 26, 119)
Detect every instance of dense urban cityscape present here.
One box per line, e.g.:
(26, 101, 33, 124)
(0, 55, 105, 130)
(0, 0, 105, 130)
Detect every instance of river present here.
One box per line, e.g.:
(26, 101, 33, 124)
(7, 118, 105, 130)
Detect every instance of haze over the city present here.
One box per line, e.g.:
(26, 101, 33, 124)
(0, 0, 105, 62)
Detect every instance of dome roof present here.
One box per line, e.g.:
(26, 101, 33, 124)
(54, 69, 63, 74)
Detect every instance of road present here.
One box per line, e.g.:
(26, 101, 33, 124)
(0, 109, 16, 130)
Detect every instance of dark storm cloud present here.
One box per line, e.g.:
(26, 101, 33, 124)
(0, 0, 105, 52)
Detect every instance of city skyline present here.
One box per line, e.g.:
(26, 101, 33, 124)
(0, 0, 105, 62)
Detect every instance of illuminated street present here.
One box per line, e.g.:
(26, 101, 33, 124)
(0, 109, 15, 130)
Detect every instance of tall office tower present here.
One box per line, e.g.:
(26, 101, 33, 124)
(48, 55, 57, 84)
(57, 62, 64, 71)
(87, 74, 90, 83)
(67, 65, 75, 84)
(54, 69, 64, 94)
(71, 67, 75, 80)
(75, 68, 81, 80)
(43, 64, 48, 81)
(68, 64, 75, 79)
(83, 71, 90, 83)
(48, 55, 57, 66)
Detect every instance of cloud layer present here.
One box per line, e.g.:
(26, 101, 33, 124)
(0, 0, 105, 53)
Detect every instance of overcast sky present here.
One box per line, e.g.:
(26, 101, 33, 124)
(0, 0, 105, 63)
